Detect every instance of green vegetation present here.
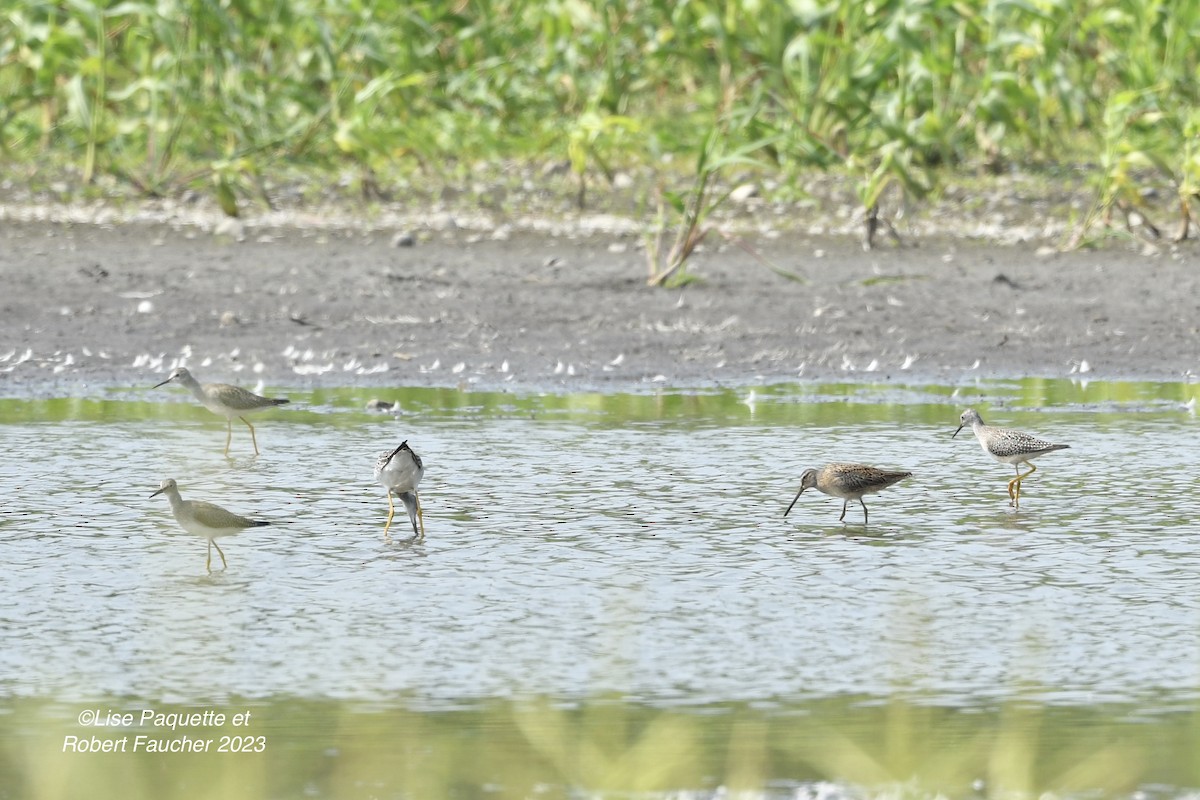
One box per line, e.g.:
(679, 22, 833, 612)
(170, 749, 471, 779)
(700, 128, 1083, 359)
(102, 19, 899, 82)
(3, 0, 1200, 251)
(5, 693, 1200, 799)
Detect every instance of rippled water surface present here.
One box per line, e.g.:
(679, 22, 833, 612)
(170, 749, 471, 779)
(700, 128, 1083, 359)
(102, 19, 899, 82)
(3, 378, 1200, 797)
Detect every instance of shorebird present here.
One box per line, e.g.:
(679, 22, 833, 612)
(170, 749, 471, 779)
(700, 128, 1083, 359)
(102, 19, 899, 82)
(374, 440, 425, 540)
(154, 367, 288, 456)
(150, 479, 269, 571)
(953, 408, 1070, 508)
(784, 463, 911, 523)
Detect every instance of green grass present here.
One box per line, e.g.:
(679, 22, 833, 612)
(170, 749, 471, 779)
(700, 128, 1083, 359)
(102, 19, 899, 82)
(3, 0, 1200, 246)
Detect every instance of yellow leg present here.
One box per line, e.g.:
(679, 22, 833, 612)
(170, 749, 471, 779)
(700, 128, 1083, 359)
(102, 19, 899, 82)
(383, 491, 395, 540)
(241, 416, 259, 455)
(1015, 462, 1037, 507)
(1007, 463, 1037, 508)
(416, 492, 425, 539)
(206, 540, 212, 572)
(224, 420, 233, 457)
(212, 540, 228, 569)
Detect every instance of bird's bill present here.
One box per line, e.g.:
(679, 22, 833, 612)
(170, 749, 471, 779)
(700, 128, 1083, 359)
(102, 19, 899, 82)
(152, 377, 173, 389)
(150, 487, 165, 498)
(397, 492, 423, 538)
(952, 424, 964, 438)
(783, 487, 806, 517)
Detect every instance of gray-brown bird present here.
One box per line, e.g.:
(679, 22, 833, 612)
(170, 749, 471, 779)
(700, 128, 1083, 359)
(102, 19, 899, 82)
(154, 367, 288, 456)
(150, 479, 269, 571)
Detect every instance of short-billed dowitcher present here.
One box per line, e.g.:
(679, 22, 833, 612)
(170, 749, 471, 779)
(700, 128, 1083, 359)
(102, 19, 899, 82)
(150, 479, 269, 571)
(784, 463, 911, 523)
(375, 440, 425, 540)
(953, 408, 1070, 509)
(154, 367, 288, 456)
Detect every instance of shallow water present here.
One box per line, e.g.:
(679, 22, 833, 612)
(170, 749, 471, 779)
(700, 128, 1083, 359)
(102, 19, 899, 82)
(2, 378, 1199, 797)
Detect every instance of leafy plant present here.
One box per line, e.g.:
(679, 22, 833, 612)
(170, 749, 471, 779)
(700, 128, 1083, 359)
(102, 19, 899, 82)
(566, 104, 639, 208)
(645, 123, 776, 288)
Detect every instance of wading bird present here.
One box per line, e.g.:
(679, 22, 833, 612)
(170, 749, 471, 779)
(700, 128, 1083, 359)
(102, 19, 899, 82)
(784, 463, 911, 524)
(150, 479, 269, 571)
(154, 367, 288, 456)
(953, 408, 1070, 509)
(374, 440, 425, 540)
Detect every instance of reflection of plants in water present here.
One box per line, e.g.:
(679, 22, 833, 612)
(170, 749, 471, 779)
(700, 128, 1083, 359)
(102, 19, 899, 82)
(509, 696, 706, 795)
(2, 693, 1169, 799)
(791, 696, 1146, 799)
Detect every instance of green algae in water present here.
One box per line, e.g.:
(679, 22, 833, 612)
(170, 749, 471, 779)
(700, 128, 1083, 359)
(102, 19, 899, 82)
(0, 377, 1195, 426)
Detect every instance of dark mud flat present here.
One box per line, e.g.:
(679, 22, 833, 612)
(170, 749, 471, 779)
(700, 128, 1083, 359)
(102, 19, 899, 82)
(1, 220, 1198, 395)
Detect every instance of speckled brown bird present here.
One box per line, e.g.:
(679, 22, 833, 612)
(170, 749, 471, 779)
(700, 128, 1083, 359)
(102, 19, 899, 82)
(954, 407, 1069, 508)
(784, 463, 911, 524)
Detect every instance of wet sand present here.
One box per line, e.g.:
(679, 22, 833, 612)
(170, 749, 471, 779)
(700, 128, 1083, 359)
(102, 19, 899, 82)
(2, 219, 1198, 396)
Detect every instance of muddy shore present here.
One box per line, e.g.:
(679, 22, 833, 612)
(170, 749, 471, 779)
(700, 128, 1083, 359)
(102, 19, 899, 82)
(2, 217, 1198, 397)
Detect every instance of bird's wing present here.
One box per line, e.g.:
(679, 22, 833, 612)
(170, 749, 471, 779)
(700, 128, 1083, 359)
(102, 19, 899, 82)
(205, 384, 282, 411)
(190, 500, 262, 529)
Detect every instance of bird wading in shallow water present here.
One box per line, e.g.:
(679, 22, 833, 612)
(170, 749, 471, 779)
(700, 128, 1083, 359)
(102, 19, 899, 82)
(150, 479, 269, 572)
(374, 440, 425, 540)
(784, 463, 911, 524)
(953, 408, 1070, 509)
(154, 367, 288, 456)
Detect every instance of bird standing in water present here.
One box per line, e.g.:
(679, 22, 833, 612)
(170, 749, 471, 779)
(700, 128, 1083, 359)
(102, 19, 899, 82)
(150, 478, 269, 572)
(953, 408, 1069, 509)
(154, 367, 288, 456)
(374, 440, 425, 540)
(784, 463, 911, 524)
